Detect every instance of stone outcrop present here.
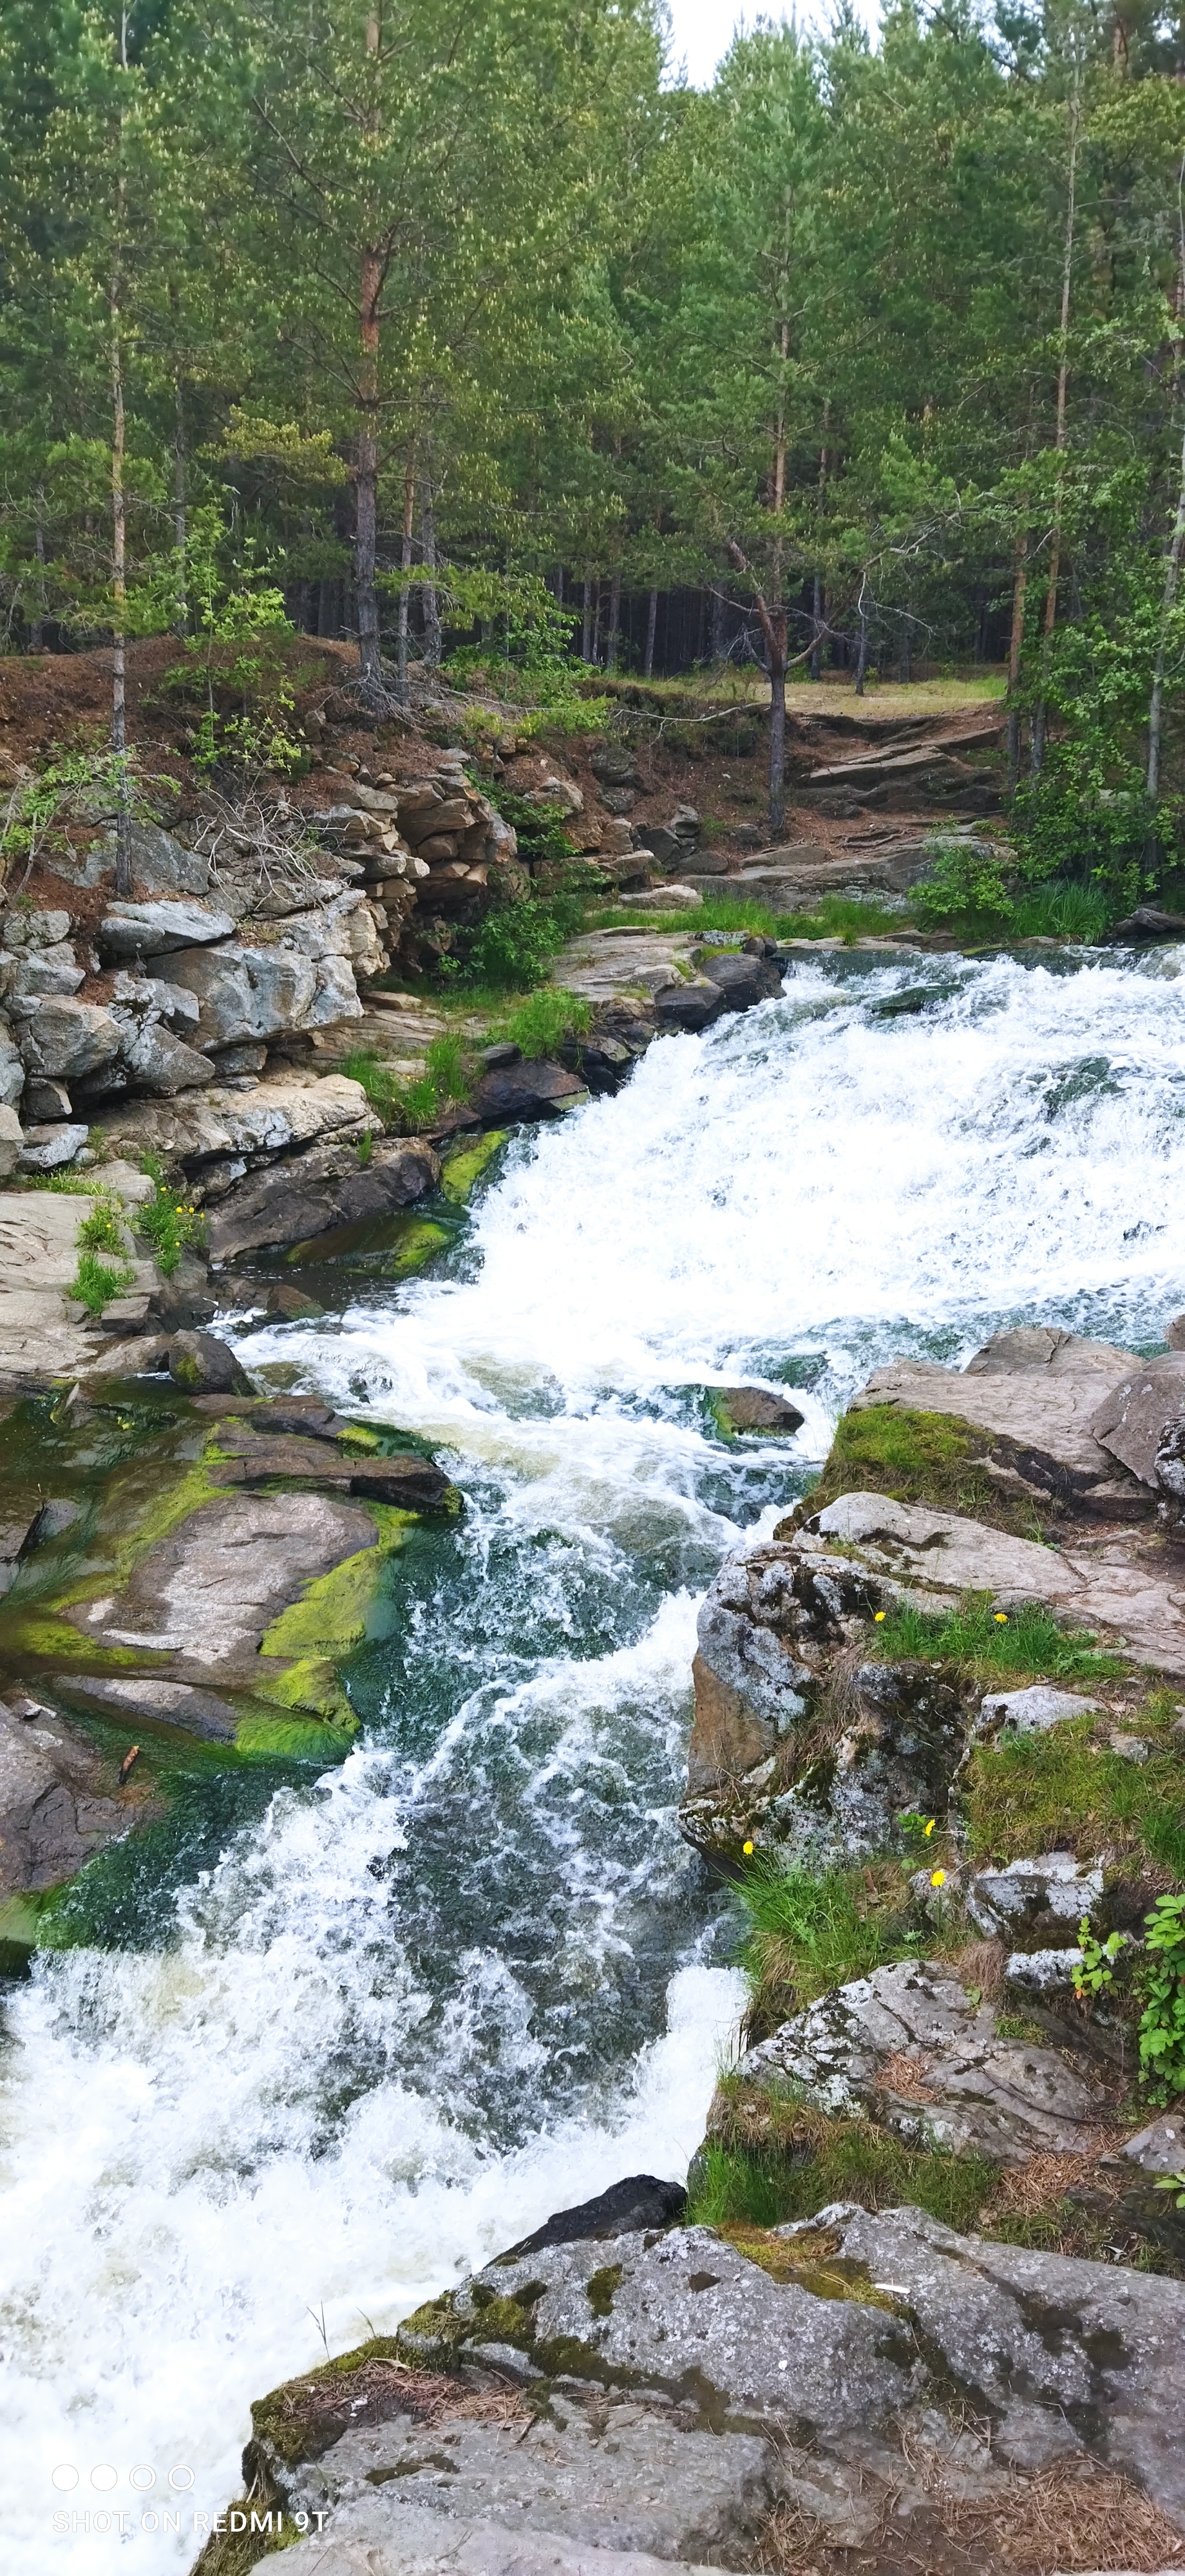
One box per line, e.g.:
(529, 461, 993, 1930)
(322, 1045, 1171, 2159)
(0, 1692, 140, 1900)
(205, 1134, 440, 1259)
(735, 1958, 1110, 2163)
(225, 2187, 1185, 2576)
(0, 1187, 160, 1388)
(851, 1327, 1144, 1514)
(93, 1068, 370, 1200)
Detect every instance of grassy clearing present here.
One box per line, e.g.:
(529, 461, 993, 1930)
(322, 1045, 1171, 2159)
(967, 1715, 1185, 1871)
(801, 1401, 1053, 1537)
(873, 1592, 1124, 1688)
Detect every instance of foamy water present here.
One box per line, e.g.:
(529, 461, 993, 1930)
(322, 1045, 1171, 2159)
(3, 945, 1184, 2573)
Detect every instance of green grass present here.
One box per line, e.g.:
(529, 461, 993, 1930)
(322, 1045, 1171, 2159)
(340, 1034, 473, 1135)
(688, 2118, 996, 2237)
(68, 1251, 135, 1313)
(967, 1714, 1185, 1867)
(1010, 880, 1110, 942)
(133, 1156, 205, 1275)
(735, 1861, 920, 2038)
(488, 987, 592, 1055)
(873, 1591, 1124, 1686)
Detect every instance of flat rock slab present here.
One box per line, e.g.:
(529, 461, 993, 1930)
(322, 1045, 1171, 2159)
(64, 1489, 379, 1673)
(810, 1490, 1185, 1677)
(93, 1070, 370, 1171)
(736, 1958, 1109, 2163)
(1090, 1354, 1185, 1484)
(851, 1345, 1138, 1501)
(213, 1428, 450, 1511)
(550, 930, 699, 1003)
(0, 1189, 157, 1389)
(979, 1682, 1103, 1733)
(54, 1672, 241, 1741)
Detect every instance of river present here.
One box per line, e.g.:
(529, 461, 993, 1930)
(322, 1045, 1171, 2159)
(3, 945, 1185, 2573)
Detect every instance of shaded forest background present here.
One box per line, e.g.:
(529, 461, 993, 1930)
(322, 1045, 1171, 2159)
(4, 0, 1185, 899)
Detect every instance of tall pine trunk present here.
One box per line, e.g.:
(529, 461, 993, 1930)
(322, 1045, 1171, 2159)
(173, 377, 187, 636)
(421, 479, 441, 667)
(356, 245, 383, 697)
(1006, 527, 1029, 798)
(1146, 155, 1185, 820)
(643, 585, 658, 677)
(605, 567, 621, 672)
(581, 576, 594, 663)
(1032, 63, 1081, 777)
(110, 182, 131, 897)
(395, 444, 415, 700)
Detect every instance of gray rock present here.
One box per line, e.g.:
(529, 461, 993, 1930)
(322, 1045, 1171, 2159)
(0, 1022, 24, 1109)
(701, 951, 782, 1009)
(93, 1070, 370, 1178)
(0, 907, 72, 951)
(979, 1682, 1103, 1734)
(1109, 1729, 1150, 1761)
(1090, 1354, 1185, 1483)
(22, 1077, 72, 1122)
(279, 2506, 722, 2576)
(167, 1330, 253, 1395)
(123, 820, 211, 896)
(467, 1059, 589, 1124)
(14, 995, 122, 1080)
(737, 1958, 1107, 2162)
(1118, 2113, 1185, 2174)
(852, 1341, 1138, 1508)
(117, 1016, 214, 1095)
(17, 1122, 89, 1173)
(1, 940, 84, 999)
(965, 1850, 1103, 1944)
(712, 1384, 806, 1435)
(1167, 1313, 1185, 1350)
(0, 1101, 21, 1180)
(99, 898, 236, 957)
(160, 919, 362, 1047)
(1005, 1946, 1086, 1995)
(965, 1325, 1133, 1377)
(652, 977, 727, 1032)
(0, 1696, 130, 1898)
(835, 2202, 1185, 2521)
(64, 1489, 380, 1676)
(207, 1135, 440, 1260)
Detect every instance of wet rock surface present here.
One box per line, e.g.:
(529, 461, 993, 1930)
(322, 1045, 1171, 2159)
(0, 1692, 136, 1897)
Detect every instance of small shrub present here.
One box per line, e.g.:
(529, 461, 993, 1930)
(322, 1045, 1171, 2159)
(1009, 880, 1110, 943)
(424, 1033, 469, 1101)
(1139, 1893, 1185, 2103)
(915, 838, 1014, 928)
(805, 1403, 1039, 1533)
(339, 1048, 403, 1124)
(75, 1191, 126, 1258)
(457, 891, 584, 991)
(491, 988, 592, 1056)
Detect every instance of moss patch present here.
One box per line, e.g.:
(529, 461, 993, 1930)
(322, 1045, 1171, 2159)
(715, 2222, 903, 2311)
(800, 1403, 1057, 1538)
(585, 2263, 622, 2317)
(260, 1506, 413, 1662)
(234, 1709, 356, 1760)
(440, 1130, 508, 1204)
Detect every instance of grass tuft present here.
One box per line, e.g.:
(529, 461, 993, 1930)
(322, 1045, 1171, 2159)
(872, 1591, 1124, 1686)
(735, 1860, 921, 2040)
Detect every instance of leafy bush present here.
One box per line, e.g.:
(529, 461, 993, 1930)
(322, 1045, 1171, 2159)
(915, 838, 1014, 927)
(1139, 1893, 1185, 2103)
(489, 789, 580, 872)
(456, 890, 584, 990)
(75, 1191, 127, 1258)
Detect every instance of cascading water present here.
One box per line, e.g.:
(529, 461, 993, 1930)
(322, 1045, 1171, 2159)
(3, 945, 1185, 2574)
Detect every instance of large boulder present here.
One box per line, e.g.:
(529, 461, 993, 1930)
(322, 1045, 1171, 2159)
(207, 1134, 439, 1258)
(1088, 1353, 1185, 1484)
(467, 1058, 589, 1124)
(122, 819, 212, 896)
(0, 1695, 133, 1898)
(851, 1329, 1141, 1513)
(735, 1958, 1109, 2163)
(12, 994, 122, 1080)
(0, 1189, 157, 1389)
(156, 892, 383, 1047)
(252, 2206, 1185, 2566)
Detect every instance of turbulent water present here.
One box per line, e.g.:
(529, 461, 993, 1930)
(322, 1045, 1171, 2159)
(4, 946, 1185, 2573)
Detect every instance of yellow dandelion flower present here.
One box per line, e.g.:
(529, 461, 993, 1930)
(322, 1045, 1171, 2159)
(873, 1611, 886, 1623)
(994, 1612, 1008, 1624)
(742, 1839, 754, 1856)
(924, 1818, 935, 1836)
(931, 1868, 947, 1888)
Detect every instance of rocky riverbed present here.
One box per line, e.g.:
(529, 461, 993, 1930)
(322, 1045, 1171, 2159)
(4, 933, 1185, 2576)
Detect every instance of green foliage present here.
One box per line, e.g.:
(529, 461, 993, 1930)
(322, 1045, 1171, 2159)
(734, 1860, 920, 2033)
(1139, 1893, 1185, 2103)
(489, 989, 592, 1056)
(1072, 1917, 1124, 2002)
(69, 1251, 135, 1314)
(489, 790, 580, 871)
(1008, 880, 1110, 942)
(74, 1190, 126, 1258)
(166, 509, 303, 778)
(688, 2125, 996, 2238)
(872, 1591, 1122, 1685)
(340, 1034, 472, 1137)
(0, 747, 166, 889)
(135, 1156, 205, 1275)
(451, 893, 585, 992)
(915, 839, 1014, 929)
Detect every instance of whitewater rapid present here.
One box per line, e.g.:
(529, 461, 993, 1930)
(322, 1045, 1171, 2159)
(3, 946, 1185, 2573)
